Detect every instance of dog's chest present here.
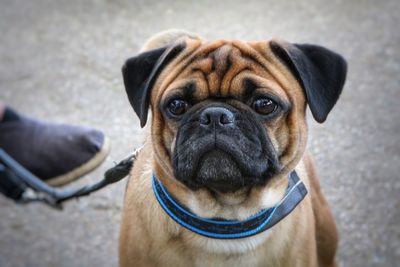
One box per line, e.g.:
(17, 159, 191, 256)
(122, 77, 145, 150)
(158, 243, 268, 267)
(154, 229, 280, 267)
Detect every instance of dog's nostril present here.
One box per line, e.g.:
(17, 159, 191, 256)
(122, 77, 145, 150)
(220, 112, 234, 125)
(199, 114, 211, 125)
(199, 107, 235, 126)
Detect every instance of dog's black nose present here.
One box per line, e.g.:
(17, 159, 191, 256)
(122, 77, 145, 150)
(199, 107, 235, 126)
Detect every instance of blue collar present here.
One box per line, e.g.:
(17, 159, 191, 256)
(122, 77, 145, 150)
(152, 171, 307, 239)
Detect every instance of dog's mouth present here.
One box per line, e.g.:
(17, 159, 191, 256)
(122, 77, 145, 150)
(195, 149, 245, 193)
(173, 136, 279, 193)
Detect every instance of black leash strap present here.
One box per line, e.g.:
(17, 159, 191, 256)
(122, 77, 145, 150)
(0, 148, 137, 209)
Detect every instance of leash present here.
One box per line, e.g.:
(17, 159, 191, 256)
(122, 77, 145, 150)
(0, 148, 140, 209)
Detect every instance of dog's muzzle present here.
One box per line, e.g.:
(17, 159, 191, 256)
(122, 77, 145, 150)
(172, 102, 280, 192)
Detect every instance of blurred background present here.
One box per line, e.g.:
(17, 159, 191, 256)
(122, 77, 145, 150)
(0, 0, 399, 266)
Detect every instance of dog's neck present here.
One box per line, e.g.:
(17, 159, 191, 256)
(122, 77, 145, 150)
(152, 171, 307, 239)
(153, 161, 295, 220)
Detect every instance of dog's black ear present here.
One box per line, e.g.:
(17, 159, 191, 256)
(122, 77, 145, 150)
(122, 44, 185, 127)
(270, 41, 347, 123)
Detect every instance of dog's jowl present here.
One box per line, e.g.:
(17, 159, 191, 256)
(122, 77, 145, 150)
(119, 30, 347, 267)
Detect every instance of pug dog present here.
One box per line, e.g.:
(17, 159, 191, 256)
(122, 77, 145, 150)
(119, 30, 347, 267)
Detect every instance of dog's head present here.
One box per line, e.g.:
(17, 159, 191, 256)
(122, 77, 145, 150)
(122, 30, 346, 196)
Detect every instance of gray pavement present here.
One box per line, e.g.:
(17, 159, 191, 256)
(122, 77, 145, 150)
(0, 0, 399, 266)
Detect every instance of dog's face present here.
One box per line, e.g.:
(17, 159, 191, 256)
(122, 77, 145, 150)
(123, 36, 346, 195)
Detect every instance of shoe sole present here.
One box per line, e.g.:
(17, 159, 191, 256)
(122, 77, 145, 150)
(45, 136, 111, 187)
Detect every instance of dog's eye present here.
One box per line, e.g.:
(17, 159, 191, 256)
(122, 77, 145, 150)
(253, 98, 277, 115)
(167, 99, 188, 116)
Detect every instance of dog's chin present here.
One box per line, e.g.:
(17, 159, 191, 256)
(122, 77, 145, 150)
(194, 149, 249, 193)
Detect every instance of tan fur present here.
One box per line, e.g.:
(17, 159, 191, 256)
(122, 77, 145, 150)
(140, 29, 202, 52)
(120, 30, 338, 267)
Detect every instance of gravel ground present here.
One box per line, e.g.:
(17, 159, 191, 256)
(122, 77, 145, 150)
(0, 0, 399, 266)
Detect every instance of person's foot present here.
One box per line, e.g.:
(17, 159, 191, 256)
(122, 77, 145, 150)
(0, 105, 110, 186)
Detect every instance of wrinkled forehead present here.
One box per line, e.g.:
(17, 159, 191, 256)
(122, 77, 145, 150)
(157, 39, 291, 103)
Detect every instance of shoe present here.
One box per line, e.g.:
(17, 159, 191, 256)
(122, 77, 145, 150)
(0, 107, 110, 186)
